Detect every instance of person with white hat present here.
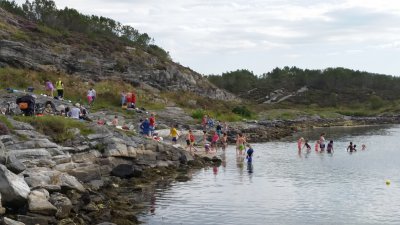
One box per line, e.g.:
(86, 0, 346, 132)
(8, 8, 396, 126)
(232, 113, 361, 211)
(68, 103, 81, 119)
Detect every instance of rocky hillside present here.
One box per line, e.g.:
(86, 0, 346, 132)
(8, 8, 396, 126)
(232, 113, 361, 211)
(0, 7, 235, 101)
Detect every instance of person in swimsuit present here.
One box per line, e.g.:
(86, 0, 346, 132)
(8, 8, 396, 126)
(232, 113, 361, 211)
(303, 139, 311, 150)
(221, 132, 228, 151)
(326, 140, 334, 153)
(186, 130, 197, 154)
(211, 131, 219, 152)
(236, 133, 246, 155)
(347, 142, 354, 152)
(319, 133, 326, 151)
(315, 140, 320, 151)
(297, 137, 304, 151)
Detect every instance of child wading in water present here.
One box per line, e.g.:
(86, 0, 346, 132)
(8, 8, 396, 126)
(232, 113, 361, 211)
(297, 137, 304, 151)
(211, 131, 219, 152)
(303, 139, 311, 150)
(221, 132, 228, 151)
(202, 130, 210, 154)
(327, 140, 334, 153)
(315, 140, 320, 152)
(246, 144, 254, 163)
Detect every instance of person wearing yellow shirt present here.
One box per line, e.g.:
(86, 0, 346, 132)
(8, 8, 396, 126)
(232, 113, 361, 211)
(169, 124, 180, 144)
(55, 78, 64, 99)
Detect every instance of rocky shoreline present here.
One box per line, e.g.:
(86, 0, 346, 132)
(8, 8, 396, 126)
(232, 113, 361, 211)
(1, 92, 399, 225)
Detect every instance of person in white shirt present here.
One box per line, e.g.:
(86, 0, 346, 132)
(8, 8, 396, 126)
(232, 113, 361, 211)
(87, 88, 96, 106)
(69, 103, 81, 119)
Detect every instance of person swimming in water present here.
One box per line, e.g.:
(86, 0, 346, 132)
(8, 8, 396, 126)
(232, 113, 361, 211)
(347, 142, 354, 152)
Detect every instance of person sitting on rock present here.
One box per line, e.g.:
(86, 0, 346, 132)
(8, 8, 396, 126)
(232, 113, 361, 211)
(111, 116, 119, 127)
(68, 103, 81, 119)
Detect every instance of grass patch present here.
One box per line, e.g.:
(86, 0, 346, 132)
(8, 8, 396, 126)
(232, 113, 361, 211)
(37, 24, 65, 37)
(0, 115, 13, 129)
(163, 91, 255, 122)
(14, 116, 93, 143)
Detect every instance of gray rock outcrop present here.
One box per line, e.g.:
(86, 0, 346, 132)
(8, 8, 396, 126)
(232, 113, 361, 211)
(27, 189, 57, 216)
(0, 165, 30, 207)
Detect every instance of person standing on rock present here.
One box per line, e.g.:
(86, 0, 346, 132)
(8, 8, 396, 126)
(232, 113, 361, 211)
(186, 130, 197, 154)
(169, 124, 180, 144)
(121, 90, 127, 107)
(45, 80, 54, 97)
(149, 113, 156, 136)
(216, 122, 223, 137)
(56, 77, 64, 99)
(202, 115, 208, 130)
(140, 118, 151, 137)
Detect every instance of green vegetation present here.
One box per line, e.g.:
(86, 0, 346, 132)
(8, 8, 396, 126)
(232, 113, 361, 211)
(232, 106, 253, 118)
(208, 67, 400, 108)
(0, 115, 13, 129)
(163, 91, 255, 122)
(0, 0, 169, 58)
(14, 116, 93, 143)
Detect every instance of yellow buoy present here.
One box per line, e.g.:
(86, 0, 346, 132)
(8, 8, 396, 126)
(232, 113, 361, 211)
(386, 180, 391, 185)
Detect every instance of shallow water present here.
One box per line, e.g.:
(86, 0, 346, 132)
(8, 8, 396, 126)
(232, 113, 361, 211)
(140, 125, 400, 225)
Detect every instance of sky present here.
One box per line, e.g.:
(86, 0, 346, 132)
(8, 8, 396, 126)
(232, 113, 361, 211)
(15, 0, 400, 76)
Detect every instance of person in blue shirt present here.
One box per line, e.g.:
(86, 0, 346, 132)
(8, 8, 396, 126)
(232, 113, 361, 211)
(140, 118, 151, 137)
(246, 144, 254, 163)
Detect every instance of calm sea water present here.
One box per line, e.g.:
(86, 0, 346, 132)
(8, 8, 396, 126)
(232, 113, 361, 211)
(140, 125, 400, 225)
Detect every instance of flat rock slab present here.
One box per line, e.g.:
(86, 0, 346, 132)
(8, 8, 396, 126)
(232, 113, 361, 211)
(8, 149, 51, 160)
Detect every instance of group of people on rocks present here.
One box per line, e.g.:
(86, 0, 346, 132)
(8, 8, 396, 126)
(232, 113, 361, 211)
(121, 91, 137, 109)
(44, 78, 97, 106)
(44, 78, 64, 99)
(297, 132, 366, 154)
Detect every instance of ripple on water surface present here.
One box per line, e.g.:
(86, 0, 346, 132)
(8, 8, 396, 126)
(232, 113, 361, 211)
(141, 125, 400, 225)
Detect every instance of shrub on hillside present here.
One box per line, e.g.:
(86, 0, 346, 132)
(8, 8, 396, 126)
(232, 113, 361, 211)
(232, 106, 252, 118)
(191, 109, 205, 119)
(369, 95, 385, 110)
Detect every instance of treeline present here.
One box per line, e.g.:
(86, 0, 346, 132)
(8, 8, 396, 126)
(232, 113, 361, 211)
(208, 67, 400, 106)
(0, 0, 170, 59)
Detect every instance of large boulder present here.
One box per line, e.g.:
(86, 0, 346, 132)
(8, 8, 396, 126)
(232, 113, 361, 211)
(49, 193, 72, 219)
(110, 164, 142, 179)
(28, 189, 57, 216)
(6, 154, 26, 174)
(23, 168, 85, 192)
(0, 165, 30, 207)
(0, 193, 6, 215)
